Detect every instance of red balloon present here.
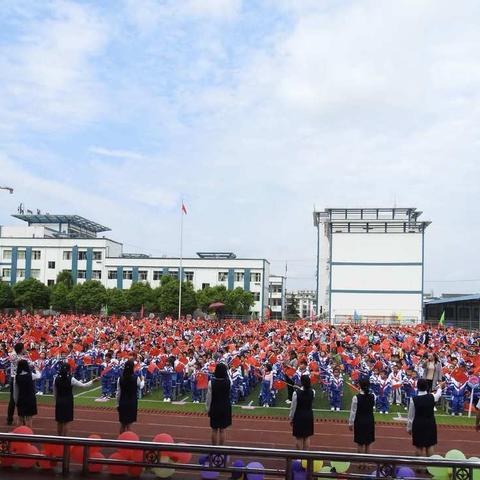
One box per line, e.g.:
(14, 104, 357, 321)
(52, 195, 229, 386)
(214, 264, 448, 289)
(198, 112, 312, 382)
(128, 465, 144, 477)
(12, 426, 33, 435)
(17, 444, 39, 469)
(88, 451, 105, 473)
(153, 433, 175, 459)
(153, 433, 174, 444)
(86, 435, 103, 456)
(71, 445, 84, 464)
(118, 431, 139, 442)
(38, 458, 55, 470)
(108, 452, 128, 475)
(169, 444, 192, 464)
(43, 442, 63, 466)
(1, 455, 15, 467)
(118, 431, 140, 461)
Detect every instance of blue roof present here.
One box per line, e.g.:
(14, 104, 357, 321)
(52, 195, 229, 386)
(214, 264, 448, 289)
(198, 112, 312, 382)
(425, 294, 480, 305)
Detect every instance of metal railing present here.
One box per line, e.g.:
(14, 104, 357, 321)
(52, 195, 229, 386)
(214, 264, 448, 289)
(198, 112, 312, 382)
(0, 433, 479, 479)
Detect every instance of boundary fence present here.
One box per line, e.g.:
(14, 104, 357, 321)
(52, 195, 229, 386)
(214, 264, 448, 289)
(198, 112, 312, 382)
(0, 433, 479, 479)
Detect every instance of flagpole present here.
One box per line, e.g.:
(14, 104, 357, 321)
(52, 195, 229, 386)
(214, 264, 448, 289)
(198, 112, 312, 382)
(178, 201, 184, 321)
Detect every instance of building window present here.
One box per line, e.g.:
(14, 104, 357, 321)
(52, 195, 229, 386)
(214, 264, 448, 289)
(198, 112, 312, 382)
(253, 292, 260, 301)
(48, 261, 55, 269)
(108, 270, 117, 279)
(3, 250, 12, 260)
(78, 270, 87, 279)
(202, 283, 210, 290)
(32, 250, 41, 260)
(271, 298, 281, 306)
(78, 251, 87, 261)
(2, 268, 11, 279)
(17, 250, 26, 260)
(31, 269, 40, 279)
(234, 272, 244, 282)
(47, 279, 55, 286)
(168, 270, 178, 279)
(139, 270, 148, 281)
(218, 272, 228, 282)
(92, 270, 102, 279)
(271, 285, 282, 294)
(17, 269, 25, 278)
(123, 270, 132, 280)
(153, 271, 162, 280)
(63, 251, 71, 260)
(93, 251, 102, 260)
(250, 272, 261, 282)
(184, 271, 194, 281)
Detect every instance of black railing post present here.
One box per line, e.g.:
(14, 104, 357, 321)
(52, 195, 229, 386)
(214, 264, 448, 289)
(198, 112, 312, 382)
(62, 443, 70, 476)
(306, 458, 313, 480)
(81, 444, 89, 475)
(285, 457, 293, 480)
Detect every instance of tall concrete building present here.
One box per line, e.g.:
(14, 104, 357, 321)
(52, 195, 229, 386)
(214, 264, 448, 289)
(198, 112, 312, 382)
(313, 208, 430, 324)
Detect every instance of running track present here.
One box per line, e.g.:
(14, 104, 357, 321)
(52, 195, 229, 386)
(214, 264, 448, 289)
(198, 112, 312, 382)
(0, 403, 478, 457)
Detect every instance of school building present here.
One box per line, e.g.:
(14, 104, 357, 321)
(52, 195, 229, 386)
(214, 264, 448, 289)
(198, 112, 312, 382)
(313, 207, 431, 324)
(0, 213, 274, 318)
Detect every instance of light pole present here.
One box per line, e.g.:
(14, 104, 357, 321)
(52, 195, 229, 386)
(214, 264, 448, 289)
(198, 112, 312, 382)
(0, 186, 14, 194)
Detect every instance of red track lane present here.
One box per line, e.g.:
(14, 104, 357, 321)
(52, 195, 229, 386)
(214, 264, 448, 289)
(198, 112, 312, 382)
(1, 404, 478, 456)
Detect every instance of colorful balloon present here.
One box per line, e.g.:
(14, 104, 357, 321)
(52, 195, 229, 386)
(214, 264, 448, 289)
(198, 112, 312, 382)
(152, 455, 176, 478)
(427, 455, 450, 480)
(17, 444, 39, 469)
(331, 461, 350, 473)
(246, 461, 264, 480)
(88, 451, 105, 473)
(108, 452, 128, 475)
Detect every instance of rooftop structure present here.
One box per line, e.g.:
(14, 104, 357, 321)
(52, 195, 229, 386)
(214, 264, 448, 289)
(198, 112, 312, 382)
(12, 214, 110, 238)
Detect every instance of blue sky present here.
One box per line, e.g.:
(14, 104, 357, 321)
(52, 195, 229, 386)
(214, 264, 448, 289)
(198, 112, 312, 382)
(1, 0, 480, 293)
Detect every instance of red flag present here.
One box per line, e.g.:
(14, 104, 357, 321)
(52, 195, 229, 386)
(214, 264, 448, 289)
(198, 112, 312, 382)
(181, 202, 187, 215)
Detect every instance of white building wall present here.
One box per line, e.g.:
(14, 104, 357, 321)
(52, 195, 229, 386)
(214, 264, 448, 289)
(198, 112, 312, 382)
(316, 210, 428, 324)
(332, 234, 422, 263)
(328, 232, 423, 321)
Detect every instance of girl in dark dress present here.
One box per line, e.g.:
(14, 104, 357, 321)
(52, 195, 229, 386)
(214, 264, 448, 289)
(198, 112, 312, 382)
(116, 360, 144, 433)
(289, 375, 314, 450)
(407, 378, 444, 457)
(54, 362, 95, 436)
(14, 360, 41, 427)
(348, 379, 375, 462)
(206, 363, 232, 445)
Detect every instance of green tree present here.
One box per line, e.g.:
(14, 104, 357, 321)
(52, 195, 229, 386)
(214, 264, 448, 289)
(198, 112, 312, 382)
(224, 287, 255, 315)
(50, 282, 73, 312)
(56, 270, 74, 289)
(126, 282, 155, 312)
(196, 285, 228, 311)
(286, 293, 299, 317)
(70, 280, 107, 313)
(12, 278, 50, 310)
(157, 276, 197, 317)
(106, 288, 128, 314)
(0, 281, 14, 308)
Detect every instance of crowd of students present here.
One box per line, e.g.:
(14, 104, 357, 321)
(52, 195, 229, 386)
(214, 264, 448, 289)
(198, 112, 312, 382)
(1, 313, 479, 453)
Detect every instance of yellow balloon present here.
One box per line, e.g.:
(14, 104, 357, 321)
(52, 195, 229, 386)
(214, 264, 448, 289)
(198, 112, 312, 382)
(300, 459, 323, 472)
(153, 456, 175, 478)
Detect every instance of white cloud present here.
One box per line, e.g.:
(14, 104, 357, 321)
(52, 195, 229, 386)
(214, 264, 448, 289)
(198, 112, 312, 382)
(124, 0, 241, 32)
(0, 1, 109, 132)
(89, 147, 145, 161)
